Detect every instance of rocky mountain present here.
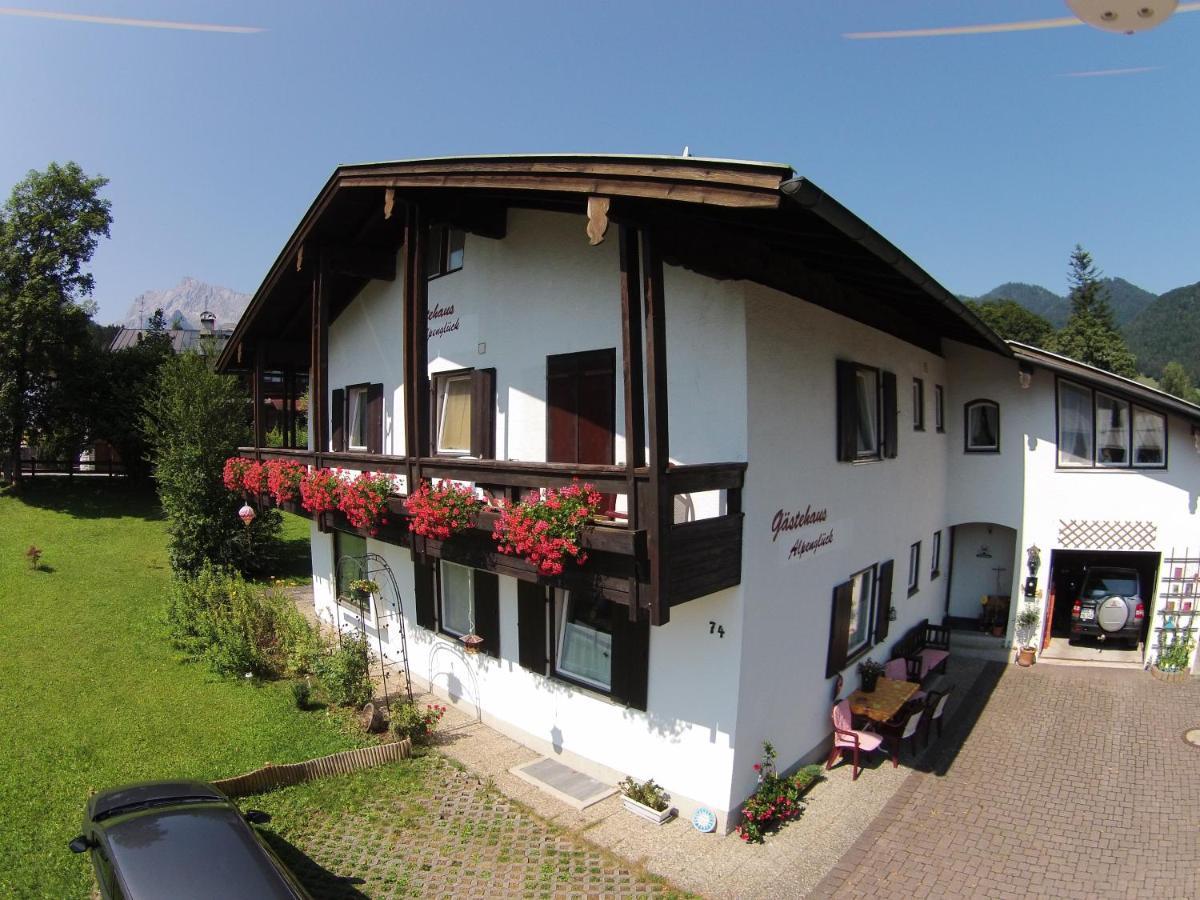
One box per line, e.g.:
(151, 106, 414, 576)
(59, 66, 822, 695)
(119, 277, 249, 330)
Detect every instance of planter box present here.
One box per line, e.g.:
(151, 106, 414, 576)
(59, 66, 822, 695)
(622, 796, 674, 825)
(1151, 664, 1192, 684)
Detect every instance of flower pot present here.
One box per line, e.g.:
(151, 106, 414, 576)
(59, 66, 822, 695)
(350, 588, 370, 608)
(621, 796, 674, 825)
(860, 672, 879, 693)
(991, 625, 1005, 638)
(1017, 647, 1036, 667)
(462, 633, 484, 655)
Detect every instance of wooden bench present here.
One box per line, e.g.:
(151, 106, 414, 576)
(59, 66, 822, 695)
(890, 618, 950, 680)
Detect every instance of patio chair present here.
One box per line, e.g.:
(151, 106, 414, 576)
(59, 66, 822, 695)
(883, 657, 908, 681)
(827, 700, 884, 781)
(925, 685, 953, 741)
(877, 701, 925, 767)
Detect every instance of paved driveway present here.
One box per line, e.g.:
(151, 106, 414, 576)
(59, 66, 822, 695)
(815, 663, 1200, 899)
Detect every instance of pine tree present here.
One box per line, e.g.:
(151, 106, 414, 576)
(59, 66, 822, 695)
(1050, 245, 1137, 377)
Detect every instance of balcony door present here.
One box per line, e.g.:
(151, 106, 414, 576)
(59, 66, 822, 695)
(546, 349, 616, 472)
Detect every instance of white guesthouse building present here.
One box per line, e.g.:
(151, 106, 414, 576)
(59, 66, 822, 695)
(218, 155, 1200, 829)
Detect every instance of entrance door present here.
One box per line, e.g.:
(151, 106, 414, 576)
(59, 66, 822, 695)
(547, 350, 616, 511)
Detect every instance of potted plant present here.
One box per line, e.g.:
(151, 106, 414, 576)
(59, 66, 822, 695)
(1015, 606, 1041, 667)
(1152, 634, 1195, 682)
(617, 776, 673, 825)
(404, 479, 483, 540)
(348, 578, 378, 609)
(491, 482, 603, 575)
(857, 658, 885, 693)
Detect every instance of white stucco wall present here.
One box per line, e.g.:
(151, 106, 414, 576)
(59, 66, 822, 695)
(317, 208, 751, 819)
(734, 282, 952, 805)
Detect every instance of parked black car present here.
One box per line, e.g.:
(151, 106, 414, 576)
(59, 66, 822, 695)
(1070, 566, 1145, 648)
(69, 780, 311, 899)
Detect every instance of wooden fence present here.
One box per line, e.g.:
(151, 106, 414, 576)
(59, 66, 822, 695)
(212, 738, 412, 797)
(20, 458, 126, 477)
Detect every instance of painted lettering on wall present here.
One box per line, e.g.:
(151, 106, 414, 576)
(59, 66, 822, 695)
(771, 503, 836, 563)
(427, 303, 460, 340)
(770, 505, 828, 542)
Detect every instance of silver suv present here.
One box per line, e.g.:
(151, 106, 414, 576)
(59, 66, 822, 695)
(1069, 566, 1145, 649)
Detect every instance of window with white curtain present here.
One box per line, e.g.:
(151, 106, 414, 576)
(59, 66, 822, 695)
(347, 386, 368, 450)
(1096, 393, 1130, 466)
(435, 373, 472, 455)
(965, 400, 1000, 452)
(1057, 381, 1094, 467)
(439, 561, 473, 638)
(846, 566, 876, 660)
(855, 368, 880, 458)
(1133, 407, 1166, 466)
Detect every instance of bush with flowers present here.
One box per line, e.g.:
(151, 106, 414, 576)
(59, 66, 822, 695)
(491, 482, 602, 576)
(265, 459, 306, 505)
(404, 480, 483, 540)
(736, 741, 822, 843)
(338, 471, 394, 535)
(299, 467, 343, 514)
(390, 701, 447, 744)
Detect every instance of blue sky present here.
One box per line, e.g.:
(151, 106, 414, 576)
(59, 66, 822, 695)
(1, 0, 1197, 323)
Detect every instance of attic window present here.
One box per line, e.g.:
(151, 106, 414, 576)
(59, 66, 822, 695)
(964, 400, 1000, 453)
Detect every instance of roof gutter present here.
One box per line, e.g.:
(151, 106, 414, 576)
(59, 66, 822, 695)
(779, 177, 1011, 357)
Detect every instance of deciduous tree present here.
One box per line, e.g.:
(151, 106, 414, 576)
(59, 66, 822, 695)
(965, 298, 1055, 347)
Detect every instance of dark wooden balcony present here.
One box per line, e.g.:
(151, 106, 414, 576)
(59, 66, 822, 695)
(241, 447, 744, 624)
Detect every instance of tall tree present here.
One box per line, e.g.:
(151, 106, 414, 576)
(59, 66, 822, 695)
(1050, 245, 1137, 377)
(0, 162, 111, 483)
(1159, 361, 1198, 404)
(965, 298, 1055, 347)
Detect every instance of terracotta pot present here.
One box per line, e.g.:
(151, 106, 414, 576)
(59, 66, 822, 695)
(1017, 647, 1036, 667)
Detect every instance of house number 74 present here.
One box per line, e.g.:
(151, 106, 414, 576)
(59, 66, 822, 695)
(709, 621, 725, 638)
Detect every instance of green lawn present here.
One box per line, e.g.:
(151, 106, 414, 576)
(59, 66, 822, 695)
(0, 479, 363, 898)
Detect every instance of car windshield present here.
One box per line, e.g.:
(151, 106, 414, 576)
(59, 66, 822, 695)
(1084, 572, 1138, 598)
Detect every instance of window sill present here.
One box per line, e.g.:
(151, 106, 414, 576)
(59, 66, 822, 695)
(907, 586, 919, 598)
(1054, 465, 1167, 473)
(964, 448, 1000, 455)
(548, 671, 619, 706)
(930, 570, 941, 581)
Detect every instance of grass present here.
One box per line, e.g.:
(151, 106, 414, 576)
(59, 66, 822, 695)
(0, 479, 364, 898)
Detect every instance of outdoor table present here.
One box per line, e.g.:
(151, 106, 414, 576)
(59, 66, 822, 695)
(848, 677, 919, 725)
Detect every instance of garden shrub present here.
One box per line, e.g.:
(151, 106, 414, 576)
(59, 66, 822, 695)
(165, 562, 315, 679)
(390, 701, 446, 744)
(737, 741, 822, 843)
(315, 630, 374, 707)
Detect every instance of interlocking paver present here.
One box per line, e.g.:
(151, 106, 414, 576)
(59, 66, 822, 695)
(815, 663, 1200, 899)
(277, 756, 676, 899)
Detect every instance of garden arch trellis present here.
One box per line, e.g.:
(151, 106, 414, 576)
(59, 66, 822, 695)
(334, 551, 413, 707)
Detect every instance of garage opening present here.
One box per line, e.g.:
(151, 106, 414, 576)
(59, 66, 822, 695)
(1044, 549, 1160, 664)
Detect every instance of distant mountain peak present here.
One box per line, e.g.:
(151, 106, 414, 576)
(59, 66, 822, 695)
(119, 277, 249, 330)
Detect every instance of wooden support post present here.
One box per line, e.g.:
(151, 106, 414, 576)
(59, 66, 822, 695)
(252, 345, 265, 452)
(641, 230, 670, 626)
(619, 225, 646, 620)
(402, 203, 430, 496)
(311, 259, 329, 466)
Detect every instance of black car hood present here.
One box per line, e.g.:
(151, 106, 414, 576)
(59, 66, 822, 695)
(89, 780, 226, 822)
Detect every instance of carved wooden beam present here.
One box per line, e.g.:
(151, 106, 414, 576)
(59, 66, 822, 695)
(586, 195, 610, 245)
(324, 245, 398, 281)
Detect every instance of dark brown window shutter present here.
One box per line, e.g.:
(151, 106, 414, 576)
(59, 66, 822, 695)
(826, 579, 854, 677)
(516, 581, 548, 673)
(331, 388, 345, 452)
(609, 604, 650, 711)
(473, 570, 500, 659)
(836, 360, 857, 461)
(413, 558, 436, 630)
(874, 560, 894, 644)
(882, 371, 898, 459)
(470, 367, 496, 459)
(366, 383, 384, 454)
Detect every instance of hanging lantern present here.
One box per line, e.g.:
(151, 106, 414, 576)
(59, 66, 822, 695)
(238, 504, 256, 526)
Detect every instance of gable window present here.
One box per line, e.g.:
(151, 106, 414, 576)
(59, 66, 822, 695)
(1057, 378, 1166, 469)
(964, 400, 1000, 453)
(837, 361, 897, 461)
(426, 225, 465, 279)
(930, 530, 942, 579)
(912, 378, 925, 431)
(555, 592, 613, 692)
(934, 385, 945, 433)
(346, 385, 369, 450)
(907, 541, 921, 595)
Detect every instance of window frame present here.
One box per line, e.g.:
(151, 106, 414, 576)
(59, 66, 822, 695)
(964, 399, 1001, 454)
(426, 225, 466, 280)
(912, 377, 925, 431)
(433, 368, 474, 457)
(907, 541, 921, 596)
(934, 385, 945, 433)
(345, 383, 369, 452)
(437, 560, 474, 639)
(553, 590, 614, 694)
(845, 564, 878, 665)
(853, 364, 882, 461)
(333, 529, 368, 611)
(930, 530, 942, 580)
(1055, 377, 1168, 470)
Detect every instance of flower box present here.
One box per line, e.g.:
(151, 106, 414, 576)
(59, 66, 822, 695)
(621, 796, 674, 825)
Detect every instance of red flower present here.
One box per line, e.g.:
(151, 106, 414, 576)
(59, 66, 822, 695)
(491, 482, 602, 576)
(404, 480, 482, 540)
(264, 459, 306, 504)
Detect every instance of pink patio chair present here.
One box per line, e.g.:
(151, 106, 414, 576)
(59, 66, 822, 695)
(827, 700, 884, 781)
(883, 658, 908, 681)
